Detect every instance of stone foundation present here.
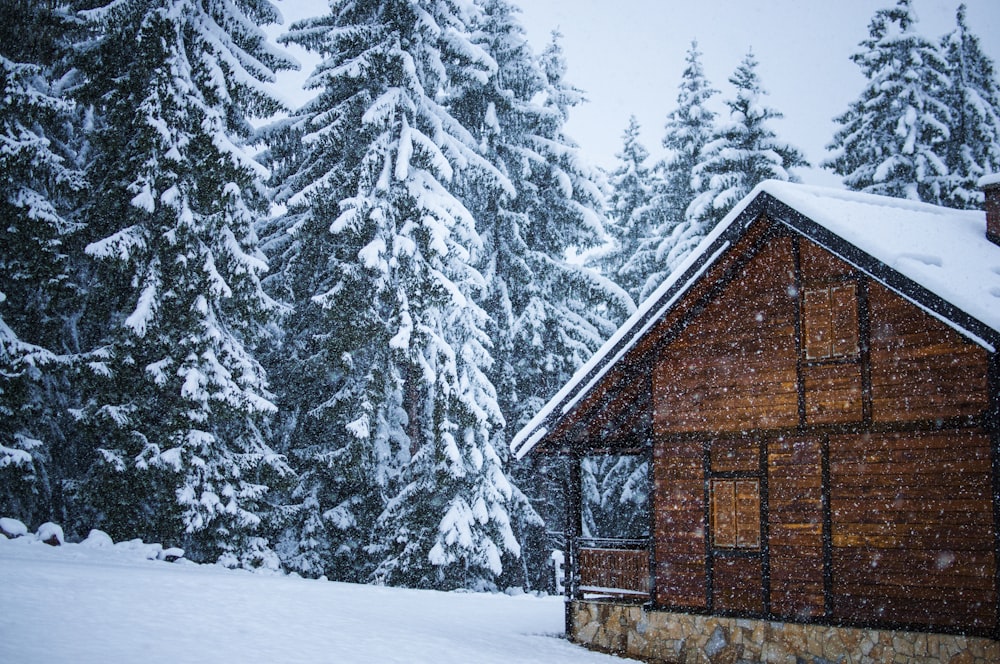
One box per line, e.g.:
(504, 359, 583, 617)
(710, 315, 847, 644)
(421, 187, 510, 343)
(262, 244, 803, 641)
(569, 600, 999, 664)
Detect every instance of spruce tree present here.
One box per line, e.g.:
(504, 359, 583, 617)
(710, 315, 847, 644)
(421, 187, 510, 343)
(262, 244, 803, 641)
(596, 115, 653, 301)
(274, 0, 527, 590)
(580, 455, 648, 540)
(503, 31, 632, 430)
(0, 0, 83, 525)
(937, 4, 1000, 209)
(73, 0, 293, 566)
(824, 0, 951, 202)
(256, 85, 371, 578)
(448, 2, 632, 589)
(687, 49, 807, 235)
(635, 41, 718, 301)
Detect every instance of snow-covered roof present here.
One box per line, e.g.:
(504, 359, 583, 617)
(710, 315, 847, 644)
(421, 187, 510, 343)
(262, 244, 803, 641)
(511, 180, 1000, 459)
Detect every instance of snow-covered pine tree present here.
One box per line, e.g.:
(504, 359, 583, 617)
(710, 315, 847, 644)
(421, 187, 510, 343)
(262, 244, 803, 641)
(256, 92, 370, 578)
(936, 3, 1000, 209)
(580, 455, 648, 540)
(824, 0, 951, 203)
(72, 0, 294, 567)
(686, 49, 807, 235)
(274, 0, 524, 591)
(594, 115, 654, 301)
(633, 41, 718, 301)
(449, 15, 633, 587)
(502, 31, 632, 433)
(0, 0, 83, 526)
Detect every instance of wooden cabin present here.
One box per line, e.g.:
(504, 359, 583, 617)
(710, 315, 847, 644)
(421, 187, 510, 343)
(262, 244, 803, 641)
(512, 181, 1000, 663)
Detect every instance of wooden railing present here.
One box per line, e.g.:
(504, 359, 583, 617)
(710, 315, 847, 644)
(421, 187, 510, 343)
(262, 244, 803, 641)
(577, 537, 651, 599)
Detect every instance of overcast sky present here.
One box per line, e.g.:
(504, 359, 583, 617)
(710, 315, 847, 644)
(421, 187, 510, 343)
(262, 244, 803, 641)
(270, 0, 1000, 187)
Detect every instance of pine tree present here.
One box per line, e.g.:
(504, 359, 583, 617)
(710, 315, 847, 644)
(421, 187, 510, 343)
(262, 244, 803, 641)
(256, 79, 372, 578)
(0, 0, 83, 525)
(635, 41, 718, 301)
(73, 0, 293, 566)
(595, 115, 653, 301)
(580, 455, 648, 540)
(500, 31, 632, 432)
(454, 21, 633, 587)
(447, 1, 634, 590)
(824, 0, 951, 203)
(687, 49, 807, 235)
(273, 0, 527, 590)
(937, 4, 1000, 209)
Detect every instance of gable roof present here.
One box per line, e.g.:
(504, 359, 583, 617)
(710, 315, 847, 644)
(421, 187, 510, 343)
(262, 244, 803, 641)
(511, 180, 1000, 459)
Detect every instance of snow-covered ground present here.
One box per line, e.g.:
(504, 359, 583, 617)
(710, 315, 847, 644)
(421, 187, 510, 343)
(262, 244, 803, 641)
(0, 529, 624, 664)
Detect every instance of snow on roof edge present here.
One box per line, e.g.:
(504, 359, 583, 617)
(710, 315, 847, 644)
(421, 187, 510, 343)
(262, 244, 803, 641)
(511, 180, 1000, 459)
(509, 182, 771, 458)
(978, 173, 1000, 188)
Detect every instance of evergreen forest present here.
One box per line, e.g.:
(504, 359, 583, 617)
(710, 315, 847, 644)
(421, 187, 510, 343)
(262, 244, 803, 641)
(2, 0, 998, 591)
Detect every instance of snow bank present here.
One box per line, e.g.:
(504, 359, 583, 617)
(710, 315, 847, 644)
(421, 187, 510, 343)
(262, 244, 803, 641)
(0, 517, 28, 539)
(0, 516, 619, 664)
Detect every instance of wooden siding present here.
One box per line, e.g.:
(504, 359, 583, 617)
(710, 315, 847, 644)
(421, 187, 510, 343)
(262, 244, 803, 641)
(713, 555, 763, 614)
(803, 363, 863, 425)
(799, 239, 854, 280)
(709, 438, 759, 473)
(578, 547, 650, 597)
(654, 237, 799, 434)
(868, 282, 990, 422)
(829, 429, 996, 631)
(652, 438, 706, 608)
(768, 437, 825, 619)
(593, 227, 995, 636)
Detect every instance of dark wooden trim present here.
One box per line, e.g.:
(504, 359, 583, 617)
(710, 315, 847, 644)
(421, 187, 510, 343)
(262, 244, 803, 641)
(645, 425, 656, 607)
(652, 416, 989, 443)
(566, 453, 582, 614)
(759, 436, 771, 616)
(821, 433, 834, 619)
(989, 351, 1000, 640)
(857, 276, 874, 425)
(793, 236, 808, 427)
(703, 440, 713, 612)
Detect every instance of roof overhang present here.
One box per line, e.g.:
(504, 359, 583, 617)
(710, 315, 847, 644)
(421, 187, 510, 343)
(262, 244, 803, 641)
(511, 181, 1000, 459)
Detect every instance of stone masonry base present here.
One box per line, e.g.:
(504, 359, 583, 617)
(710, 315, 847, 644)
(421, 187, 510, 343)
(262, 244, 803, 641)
(569, 600, 999, 664)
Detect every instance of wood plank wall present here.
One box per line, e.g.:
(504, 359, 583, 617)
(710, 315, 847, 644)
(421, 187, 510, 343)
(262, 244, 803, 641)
(830, 429, 996, 631)
(652, 438, 706, 608)
(769, 437, 825, 619)
(868, 282, 990, 422)
(647, 226, 996, 634)
(654, 237, 799, 434)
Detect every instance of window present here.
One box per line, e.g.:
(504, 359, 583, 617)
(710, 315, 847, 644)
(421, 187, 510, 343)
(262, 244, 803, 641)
(802, 282, 859, 360)
(711, 478, 760, 549)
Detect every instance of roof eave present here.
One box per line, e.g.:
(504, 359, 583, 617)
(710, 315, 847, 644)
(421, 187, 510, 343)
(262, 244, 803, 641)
(512, 185, 1000, 459)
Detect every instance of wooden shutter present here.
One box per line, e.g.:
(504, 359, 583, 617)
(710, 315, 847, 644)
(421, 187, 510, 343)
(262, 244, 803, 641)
(712, 479, 760, 550)
(830, 283, 859, 357)
(735, 480, 761, 548)
(803, 283, 859, 360)
(712, 480, 737, 549)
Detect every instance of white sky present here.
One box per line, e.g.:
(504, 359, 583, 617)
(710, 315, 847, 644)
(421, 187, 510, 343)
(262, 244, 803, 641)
(270, 0, 1000, 186)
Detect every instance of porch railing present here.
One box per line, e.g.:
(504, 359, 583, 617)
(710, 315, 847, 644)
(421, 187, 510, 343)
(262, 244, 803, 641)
(576, 537, 651, 599)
